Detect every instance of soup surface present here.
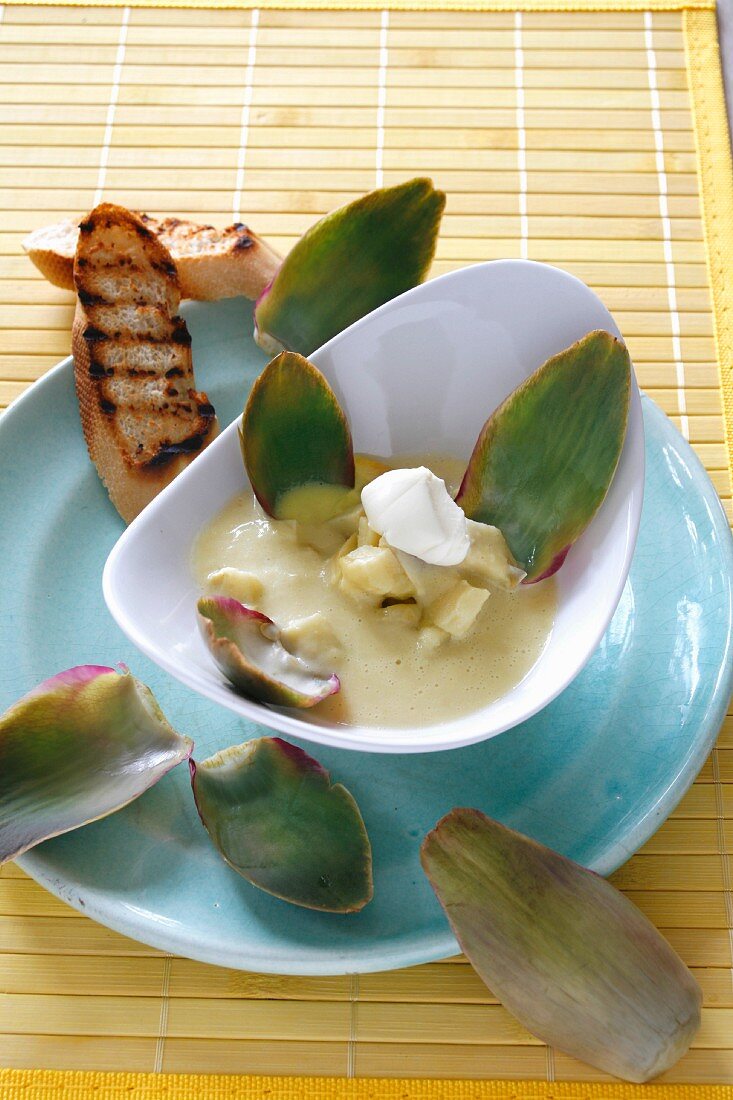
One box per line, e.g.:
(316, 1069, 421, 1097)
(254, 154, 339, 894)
(193, 454, 556, 728)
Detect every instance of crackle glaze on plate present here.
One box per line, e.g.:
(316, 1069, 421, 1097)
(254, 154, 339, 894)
(1, 297, 732, 975)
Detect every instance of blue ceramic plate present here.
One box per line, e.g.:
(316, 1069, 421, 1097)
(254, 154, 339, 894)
(2, 299, 732, 975)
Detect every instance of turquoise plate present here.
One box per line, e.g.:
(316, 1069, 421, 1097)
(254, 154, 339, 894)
(2, 299, 732, 975)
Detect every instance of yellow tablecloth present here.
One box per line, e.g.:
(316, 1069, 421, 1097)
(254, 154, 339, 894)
(0, 1071, 732, 1097)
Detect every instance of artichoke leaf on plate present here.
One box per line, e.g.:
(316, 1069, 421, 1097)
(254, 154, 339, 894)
(190, 736, 373, 912)
(0, 665, 192, 863)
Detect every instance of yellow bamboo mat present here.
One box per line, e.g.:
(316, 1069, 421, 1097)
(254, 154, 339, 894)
(1, 0, 733, 1092)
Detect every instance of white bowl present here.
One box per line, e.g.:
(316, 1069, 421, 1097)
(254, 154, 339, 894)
(103, 260, 644, 754)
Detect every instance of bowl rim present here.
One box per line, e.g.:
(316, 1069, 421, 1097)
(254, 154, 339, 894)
(103, 259, 645, 754)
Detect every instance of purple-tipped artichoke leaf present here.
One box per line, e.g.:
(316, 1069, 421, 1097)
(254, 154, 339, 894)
(456, 330, 631, 581)
(421, 809, 701, 1083)
(197, 596, 340, 709)
(0, 666, 192, 863)
(191, 737, 373, 912)
(524, 544, 570, 584)
(254, 178, 445, 356)
(242, 351, 355, 522)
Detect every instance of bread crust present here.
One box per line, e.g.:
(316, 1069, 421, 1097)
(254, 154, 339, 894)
(26, 212, 282, 301)
(72, 204, 218, 524)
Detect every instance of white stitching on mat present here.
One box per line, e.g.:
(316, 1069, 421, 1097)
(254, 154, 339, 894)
(153, 954, 173, 1073)
(233, 8, 260, 222)
(514, 11, 528, 260)
(94, 6, 129, 206)
(645, 9, 689, 440)
(347, 971, 359, 1077)
(545, 1044, 556, 1082)
(375, 10, 389, 187)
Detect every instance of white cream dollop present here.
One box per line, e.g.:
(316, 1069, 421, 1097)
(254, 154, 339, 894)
(361, 466, 470, 566)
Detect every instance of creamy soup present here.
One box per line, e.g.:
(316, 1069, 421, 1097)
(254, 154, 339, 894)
(193, 455, 556, 728)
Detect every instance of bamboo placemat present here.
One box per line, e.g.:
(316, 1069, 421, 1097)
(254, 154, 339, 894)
(1, 0, 733, 1089)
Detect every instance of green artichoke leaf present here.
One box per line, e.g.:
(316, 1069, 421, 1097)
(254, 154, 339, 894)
(254, 178, 445, 356)
(421, 808, 701, 1083)
(241, 350, 356, 522)
(190, 737, 373, 912)
(197, 596, 340, 709)
(456, 330, 631, 581)
(0, 665, 192, 863)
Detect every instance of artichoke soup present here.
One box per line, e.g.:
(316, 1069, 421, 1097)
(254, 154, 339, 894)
(193, 454, 556, 727)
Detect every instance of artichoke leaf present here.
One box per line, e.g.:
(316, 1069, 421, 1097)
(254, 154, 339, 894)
(456, 330, 631, 581)
(241, 350, 355, 522)
(0, 666, 192, 863)
(190, 736, 373, 912)
(421, 808, 701, 1083)
(254, 178, 445, 356)
(197, 596, 340, 709)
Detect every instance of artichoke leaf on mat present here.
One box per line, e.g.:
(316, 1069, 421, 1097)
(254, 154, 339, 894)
(0, 666, 192, 863)
(190, 736, 373, 912)
(421, 808, 701, 1083)
(241, 350, 355, 523)
(254, 178, 445, 356)
(456, 330, 631, 581)
(197, 596, 340, 709)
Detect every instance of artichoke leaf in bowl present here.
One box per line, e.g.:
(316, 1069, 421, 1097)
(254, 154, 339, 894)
(456, 329, 632, 581)
(241, 350, 356, 523)
(197, 595, 340, 709)
(0, 665, 192, 863)
(190, 736, 373, 912)
(254, 178, 446, 357)
(421, 808, 701, 1083)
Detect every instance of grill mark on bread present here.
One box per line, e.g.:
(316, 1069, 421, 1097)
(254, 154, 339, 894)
(171, 323, 192, 346)
(78, 288, 106, 307)
(83, 325, 108, 343)
(155, 259, 178, 278)
(146, 432, 211, 468)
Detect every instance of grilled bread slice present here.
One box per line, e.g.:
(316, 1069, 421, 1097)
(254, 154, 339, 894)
(26, 212, 282, 301)
(72, 203, 218, 523)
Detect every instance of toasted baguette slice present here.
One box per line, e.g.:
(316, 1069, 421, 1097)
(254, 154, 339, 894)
(72, 203, 218, 524)
(25, 212, 282, 301)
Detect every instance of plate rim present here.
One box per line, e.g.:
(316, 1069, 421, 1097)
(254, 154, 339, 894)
(5, 361, 733, 974)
